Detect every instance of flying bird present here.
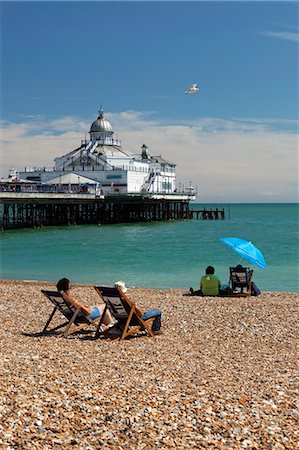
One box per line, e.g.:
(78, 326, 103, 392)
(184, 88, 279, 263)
(185, 83, 200, 94)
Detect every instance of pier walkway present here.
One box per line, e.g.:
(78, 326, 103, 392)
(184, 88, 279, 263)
(0, 192, 224, 229)
(189, 208, 225, 220)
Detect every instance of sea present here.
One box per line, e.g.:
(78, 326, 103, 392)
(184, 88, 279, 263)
(1, 203, 298, 292)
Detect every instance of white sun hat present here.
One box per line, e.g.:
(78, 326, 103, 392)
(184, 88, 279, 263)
(114, 280, 127, 293)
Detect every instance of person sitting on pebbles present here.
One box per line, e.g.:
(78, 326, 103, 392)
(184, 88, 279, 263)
(114, 281, 163, 335)
(190, 265, 221, 296)
(57, 278, 113, 325)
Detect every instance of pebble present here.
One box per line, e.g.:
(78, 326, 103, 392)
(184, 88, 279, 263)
(0, 280, 298, 449)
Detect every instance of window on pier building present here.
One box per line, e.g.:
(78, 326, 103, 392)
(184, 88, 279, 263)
(27, 176, 41, 181)
(107, 174, 122, 180)
(162, 182, 172, 191)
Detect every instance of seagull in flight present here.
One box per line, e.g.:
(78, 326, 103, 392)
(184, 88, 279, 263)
(185, 83, 200, 94)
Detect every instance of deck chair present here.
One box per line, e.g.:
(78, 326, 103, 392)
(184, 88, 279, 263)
(41, 290, 102, 337)
(94, 286, 155, 340)
(229, 267, 253, 296)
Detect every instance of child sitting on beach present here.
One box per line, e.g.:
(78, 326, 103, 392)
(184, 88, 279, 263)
(56, 278, 113, 325)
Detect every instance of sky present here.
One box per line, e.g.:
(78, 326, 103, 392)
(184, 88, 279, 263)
(0, 0, 298, 203)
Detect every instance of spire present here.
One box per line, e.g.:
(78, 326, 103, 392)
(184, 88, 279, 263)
(98, 105, 104, 118)
(141, 142, 149, 159)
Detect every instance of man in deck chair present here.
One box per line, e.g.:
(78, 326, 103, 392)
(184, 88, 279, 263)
(94, 282, 162, 339)
(114, 281, 162, 335)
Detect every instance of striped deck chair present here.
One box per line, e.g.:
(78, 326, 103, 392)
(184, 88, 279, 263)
(41, 290, 102, 337)
(229, 267, 253, 297)
(94, 286, 155, 340)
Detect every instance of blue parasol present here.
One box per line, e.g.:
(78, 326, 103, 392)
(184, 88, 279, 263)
(220, 237, 266, 269)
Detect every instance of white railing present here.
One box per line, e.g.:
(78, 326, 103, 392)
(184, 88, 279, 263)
(93, 137, 121, 146)
(25, 167, 55, 172)
(141, 171, 158, 192)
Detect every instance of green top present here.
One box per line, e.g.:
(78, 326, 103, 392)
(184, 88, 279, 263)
(200, 274, 221, 296)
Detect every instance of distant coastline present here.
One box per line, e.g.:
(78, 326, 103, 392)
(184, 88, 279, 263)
(0, 279, 298, 295)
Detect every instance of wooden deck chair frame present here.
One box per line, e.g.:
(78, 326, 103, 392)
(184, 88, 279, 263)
(94, 286, 155, 340)
(229, 267, 253, 297)
(41, 290, 102, 337)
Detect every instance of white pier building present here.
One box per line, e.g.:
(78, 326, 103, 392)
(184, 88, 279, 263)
(19, 107, 180, 196)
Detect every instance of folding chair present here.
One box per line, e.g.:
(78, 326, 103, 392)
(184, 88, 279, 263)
(229, 267, 253, 297)
(94, 286, 155, 340)
(41, 290, 101, 337)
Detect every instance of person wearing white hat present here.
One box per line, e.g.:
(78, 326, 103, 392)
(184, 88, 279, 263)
(114, 280, 127, 293)
(114, 281, 162, 335)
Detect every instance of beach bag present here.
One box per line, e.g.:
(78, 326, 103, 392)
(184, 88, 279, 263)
(219, 284, 231, 296)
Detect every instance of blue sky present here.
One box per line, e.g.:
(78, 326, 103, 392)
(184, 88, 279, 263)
(1, 1, 298, 202)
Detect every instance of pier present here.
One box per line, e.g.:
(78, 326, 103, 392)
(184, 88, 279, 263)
(0, 193, 225, 229)
(189, 208, 225, 220)
(0, 107, 227, 230)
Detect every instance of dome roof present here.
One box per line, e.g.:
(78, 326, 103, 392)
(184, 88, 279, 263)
(90, 107, 112, 133)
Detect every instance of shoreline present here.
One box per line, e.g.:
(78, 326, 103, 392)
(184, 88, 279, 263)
(1, 280, 298, 448)
(0, 278, 298, 295)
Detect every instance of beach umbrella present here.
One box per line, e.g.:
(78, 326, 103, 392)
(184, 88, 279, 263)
(220, 237, 266, 269)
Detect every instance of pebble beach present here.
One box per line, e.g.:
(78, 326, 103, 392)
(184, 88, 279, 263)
(0, 280, 298, 449)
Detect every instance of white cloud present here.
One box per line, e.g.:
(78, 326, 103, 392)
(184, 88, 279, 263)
(0, 112, 298, 202)
(259, 31, 299, 42)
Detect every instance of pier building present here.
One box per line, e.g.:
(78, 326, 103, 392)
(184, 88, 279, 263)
(19, 107, 177, 196)
(0, 106, 225, 229)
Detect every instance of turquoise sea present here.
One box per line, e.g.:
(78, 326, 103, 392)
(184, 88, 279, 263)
(1, 204, 298, 292)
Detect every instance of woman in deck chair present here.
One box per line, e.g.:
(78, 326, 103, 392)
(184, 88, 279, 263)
(57, 278, 114, 325)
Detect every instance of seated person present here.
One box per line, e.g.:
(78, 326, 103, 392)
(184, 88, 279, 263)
(190, 265, 221, 296)
(57, 278, 113, 325)
(230, 264, 261, 296)
(233, 264, 252, 275)
(114, 281, 163, 335)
